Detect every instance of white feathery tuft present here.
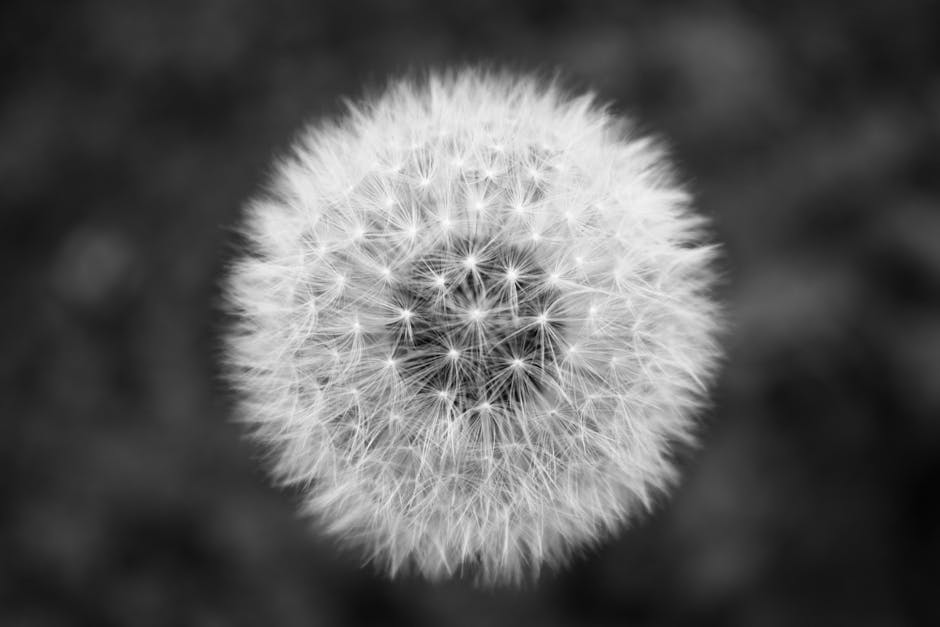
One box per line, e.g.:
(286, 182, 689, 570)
(225, 68, 723, 584)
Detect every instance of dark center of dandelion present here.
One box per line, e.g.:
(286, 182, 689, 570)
(388, 238, 564, 414)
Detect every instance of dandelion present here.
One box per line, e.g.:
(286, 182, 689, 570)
(225, 69, 722, 584)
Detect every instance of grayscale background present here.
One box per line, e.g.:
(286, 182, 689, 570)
(3, 1, 938, 624)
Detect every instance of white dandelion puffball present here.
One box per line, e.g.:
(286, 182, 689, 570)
(226, 69, 722, 584)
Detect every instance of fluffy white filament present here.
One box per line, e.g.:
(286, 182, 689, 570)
(225, 69, 722, 584)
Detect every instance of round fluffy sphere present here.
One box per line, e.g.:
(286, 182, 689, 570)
(225, 69, 722, 584)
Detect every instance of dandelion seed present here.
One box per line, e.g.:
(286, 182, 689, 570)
(468, 307, 486, 322)
(225, 68, 722, 585)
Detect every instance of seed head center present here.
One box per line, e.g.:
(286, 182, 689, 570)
(388, 238, 564, 413)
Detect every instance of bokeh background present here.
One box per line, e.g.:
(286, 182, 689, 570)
(3, 1, 939, 625)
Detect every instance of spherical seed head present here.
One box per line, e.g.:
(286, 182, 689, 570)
(225, 69, 723, 585)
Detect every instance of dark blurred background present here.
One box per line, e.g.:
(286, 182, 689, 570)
(3, 1, 939, 625)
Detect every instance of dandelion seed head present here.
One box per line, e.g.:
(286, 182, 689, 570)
(225, 68, 722, 585)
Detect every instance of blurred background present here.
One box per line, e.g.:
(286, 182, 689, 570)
(3, 1, 939, 624)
